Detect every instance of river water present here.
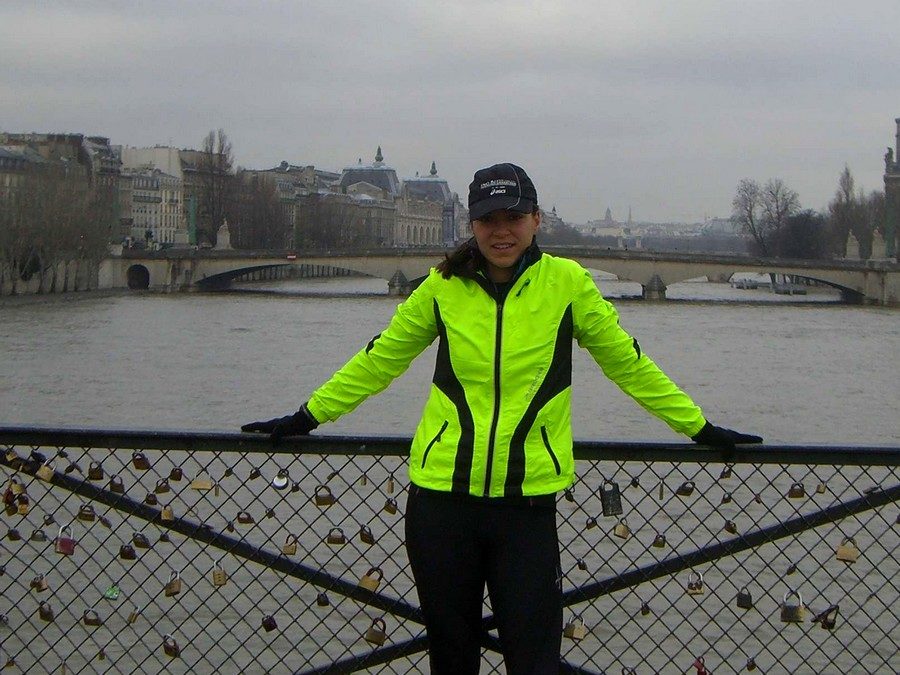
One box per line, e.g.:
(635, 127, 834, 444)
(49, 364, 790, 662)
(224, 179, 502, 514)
(0, 275, 897, 674)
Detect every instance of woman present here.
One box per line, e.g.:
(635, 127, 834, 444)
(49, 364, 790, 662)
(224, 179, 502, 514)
(242, 162, 761, 674)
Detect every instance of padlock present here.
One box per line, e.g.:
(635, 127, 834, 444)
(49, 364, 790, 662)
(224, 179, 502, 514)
(30, 574, 49, 593)
(43, 514, 55, 526)
(658, 482, 664, 500)
(163, 634, 180, 658)
(563, 488, 575, 502)
(272, 469, 289, 490)
(326, 527, 346, 545)
(103, 583, 120, 600)
(753, 493, 763, 504)
(55, 525, 76, 555)
(724, 520, 738, 535)
(16, 494, 29, 516)
(120, 543, 136, 560)
(786, 563, 797, 575)
(720, 491, 733, 505)
(813, 604, 839, 630)
(4, 449, 18, 463)
(613, 519, 630, 539)
(36, 462, 54, 482)
(600, 479, 623, 517)
(358, 566, 383, 592)
(6, 528, 21, 541)
(316, 592, 330, 607)
(291, 481, 301, 493)
(563, 615, 587, 640)
(191, 476, 213, 491)
(835, 536, 859, 563)
(169, 466, 183, 481)
(364, 617, 387, 646)
(127, 607, 140, 624)
(719, 464, 733, 480)
(746, 657, 757, 671)
(387, 476, 395, 494)
(360, 471, 368, 486)
(282, 534, 298, 556)
(226, 520, 235, 533)
(109, 475, 124, 494)
(314, 485, 335, 507)
(64, 461, 81, 475)
(236, 511, 254, 525)
(652, 533, 666, 548)
(82, 609, 103, 627)
(585, 516, 598, 530)
(87, 462, 104, 481)
(38, 601, 54, 623)
(787, 482, 805, 499)
(736, 587, 753, 609)
(780, 590, 805, 623)
(30, 529, 47, 543)
(359, 525, 375, 545)
(815, 482, 826, 495)
(629, 476, 640, 489)
(261, 615, 277, 632)
(154, 478, 170, 494)
(132, 532, 151, 549)
(640, 601, 651, 616)
(164, 570, 182, 597)
(248, 467, 262, 481)
(686, 571, 704, 595)
(99, 516, 112, 529)
(577, 558, 587, 571)
(144, 493, 158, 506)
(159, 531, 171, 544)
(161, 504, 174, 522)
(383, 497, 398, 515)
(676, 480, 695, 497)
(3, 504, 15, 518)
(9, 479, 24, 496)
(77, 503, 96, 522)
(132, 452, 150, 470)
(212, 561, 227, 587)
(222, 467, 234, 479)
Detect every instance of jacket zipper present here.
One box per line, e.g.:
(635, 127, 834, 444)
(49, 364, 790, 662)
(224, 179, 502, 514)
(483, 296, 504, 496)
(421, 420, 448, 469)
(540, 425, 561, 475)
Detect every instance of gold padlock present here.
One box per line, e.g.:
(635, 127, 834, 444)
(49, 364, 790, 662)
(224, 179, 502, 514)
(652, 533, 666, 548)
(386, 476, 395, 494)
(787, 482, 805, 499)
(613, 519, 630, 540)
(326, 528, 346, 545)
(281, 535, 298, 556)
(780, 590, 805, 623)
(835, 536, 860, 563)
(163, 634, 180, 658)
(686, 571, 704, 595)
(127, 607, 140, 624)
(36, 462, 54, 482)
(364, 617, 387, 646)
(358, 566, 383, 592)
(359, 525, 376, 545)
(154, 478, 170, 494)
(384, 497, 398, 515)
(191, 476, 214, 491)
(9, 479, 24, 496)
(161, 504, 174, 522)
(30, 574, 49, 593)
(815, 482, 827, 495)
(563, 615, 588, 641)
(82, 609, 103, 627)
(164, 570, 182, 597)
(77, 503, 95, 522)
(212, 560, 227, 587)
(314, 485, 335, 507)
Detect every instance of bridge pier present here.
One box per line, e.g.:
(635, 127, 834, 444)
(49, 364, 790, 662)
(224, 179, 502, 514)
(642, 274, 667, 301)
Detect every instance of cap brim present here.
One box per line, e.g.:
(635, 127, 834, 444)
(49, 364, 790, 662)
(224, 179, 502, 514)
(469, 197, 534, 221)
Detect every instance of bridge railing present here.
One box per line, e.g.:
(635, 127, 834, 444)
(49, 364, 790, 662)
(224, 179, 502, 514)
(1, 427, 897, 674)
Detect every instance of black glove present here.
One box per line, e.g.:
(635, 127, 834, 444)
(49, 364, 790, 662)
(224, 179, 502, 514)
(241, 404, 319, 441)
(691, 421, 762, 450)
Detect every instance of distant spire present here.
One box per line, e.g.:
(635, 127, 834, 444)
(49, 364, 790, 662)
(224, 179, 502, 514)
(430, 161, 437, 176)
(375, 146, 383, 163)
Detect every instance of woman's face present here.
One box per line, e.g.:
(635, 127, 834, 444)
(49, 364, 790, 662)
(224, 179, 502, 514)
(471, 208, 541, 283)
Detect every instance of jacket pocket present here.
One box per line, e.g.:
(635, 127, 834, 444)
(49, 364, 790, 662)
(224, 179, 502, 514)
(421, 420, 449, 469)
(540, 425, 561, 476)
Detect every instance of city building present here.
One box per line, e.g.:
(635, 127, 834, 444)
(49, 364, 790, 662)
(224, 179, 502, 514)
(126, 168, 184, 247)
(884, 117, 899, 259)
(400, 162, 459, 246)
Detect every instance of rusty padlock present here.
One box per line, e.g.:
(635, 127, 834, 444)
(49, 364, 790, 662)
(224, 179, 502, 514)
(36, 461, 54, 482)
(154, 478, 170, 494)
(780, 590, 805, 623)
(30, 574, 49, 593)
(212, 560, 227, 587)
(161, 504, 174, 522)
(724, 520, 738, 535)
(144, 493, 158, 506)
(164, 570, 182, 597)
(736, 587, 753, 609)
(813, 604, 839, 630)
(787, 482, 805, 499)
(676, 480, 695, 497)
(191, 476, 214, 491)
(38, 601, 54, 623)
(746, 657, 757, 671)
(55, 525, 76, 555)
(600, 479, 623, 517)
(652, 533, 667, 548)
(132, 532, 151, 549)
(261, 614, 277, 632)
(162, 634, 180, 658)
(131, 452, 150, 470)
(169, 466, 183, 481)
(77, 503, 95, 522)
(272, 469, 289, 490)
(109, 475, 124, 494)
(87, 462, 104, 481)
(120, 543, 136, 560)
(686, 571, 704, 595)
(358, 566, 383, 592)
(835, 536, 860, 563)
(563, 615, 587, 641)
(316, 592, 330, 607)
(383, 497, 398, 515)
(236, 511, 254, 525)
(359, 525, 376, 545)
(613, 518, 630, 540)
(314, 485, 335, 507)
(282, 534, 298, 556)
(30, 528, 47, 543)
(82, 609, 102, 627)
(6, 528, 21, 542)
(326, 527, 346, 545)
(364, 617, 387, 646)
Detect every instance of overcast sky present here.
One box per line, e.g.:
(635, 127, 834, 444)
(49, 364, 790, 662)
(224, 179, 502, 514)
(2, 1, 898, 223)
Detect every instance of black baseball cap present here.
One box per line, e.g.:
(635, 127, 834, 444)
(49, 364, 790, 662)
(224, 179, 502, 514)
(468, 163, 538, 221)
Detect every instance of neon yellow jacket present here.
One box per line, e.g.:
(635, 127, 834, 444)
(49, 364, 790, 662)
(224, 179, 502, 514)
(306, 245, 705, 497)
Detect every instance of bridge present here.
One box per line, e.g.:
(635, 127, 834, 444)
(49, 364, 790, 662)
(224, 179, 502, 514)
(100, 247, 900, 306)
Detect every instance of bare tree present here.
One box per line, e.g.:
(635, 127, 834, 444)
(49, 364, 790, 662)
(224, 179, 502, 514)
(761, 178, 800, 236)
(198, 129, 234, 246)
(731, 178, 768, 255)
(228, 172, 290, 249)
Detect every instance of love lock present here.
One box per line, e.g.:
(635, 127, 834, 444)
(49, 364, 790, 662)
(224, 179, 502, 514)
(364, 617, 387, 646)
(676, 481, 695, 497)
(652, 533, 667, 548)
(6, 528, 21, 542)
(191, 476, 214, 491)
(87, 462, 104, 481)
(161, 504, 175, 522)
(813, 604, 839, 630)
(30, 574, 49, 593)
(724, 520, 738, 535)
(127, 606, 140, 624)
(236, 511, 254, 525)
(30, 529, 47, 543)
(120, 543, 136, 560)
(109, 475, 124, 494)
(600, 479, 623, 517)
(358, 567, 383, 592)
(686, 571, 704, 596)
(563, 488, 575, 502)
(38, 601, 54, 623)
(720, 491, 733, 505)
(132, 452, 150, 471)
(787, 482, 806, 499)
(281, 534, 298, 556)
(36, 462, 54, 482)
(261, 615, 277, 632)
(640, 601, 651, 616)
(314, 485, 336, 507)
(154, 478, 170, 494)
(55, 525, 76, 556)
(585, 516, 598, 530)
(169, 467, 183, 481)
(82, 609, 103, 627)
(132, 532, 151, 549)
(316, 592, 330, 607)
(359, 525, 376, 545)
(163, 634, 180, 658)
(383, 497, 398, 515)
(77, 504, 95, 522)
(326, 528, 346, 545)
(780, 590, 805, 623)
(835, 536, 860, 563)
(736, 587, 753, 610)
(613, 518, 630, 539)
(16, 494, 29, 516)
(386, 476, 395, 494)
(719, 464, 733, 480)
(563, 615, 588, 641)
(164, 570, 182, 597)
(212, 560, 227, 587)
(144, 493, 158, 506)
(272, 469, 289, 490)
(248, 467, 262, 481)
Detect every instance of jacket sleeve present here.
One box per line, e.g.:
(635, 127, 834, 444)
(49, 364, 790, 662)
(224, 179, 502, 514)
(571, 269, 706, 437)
(306, 272, 439, 424)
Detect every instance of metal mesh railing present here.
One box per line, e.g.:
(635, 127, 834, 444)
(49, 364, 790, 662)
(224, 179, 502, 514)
(1, 427, 897, 674)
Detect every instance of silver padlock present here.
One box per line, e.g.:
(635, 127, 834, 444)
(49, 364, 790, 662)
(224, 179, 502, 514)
(780, 590, 805, 623)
